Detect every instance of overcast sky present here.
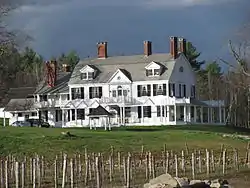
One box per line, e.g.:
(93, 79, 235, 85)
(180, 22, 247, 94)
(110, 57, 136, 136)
(6, 0, 250, 65)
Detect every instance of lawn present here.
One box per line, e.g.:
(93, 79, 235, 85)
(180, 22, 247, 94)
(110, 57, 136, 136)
(0, 125, 249, 158)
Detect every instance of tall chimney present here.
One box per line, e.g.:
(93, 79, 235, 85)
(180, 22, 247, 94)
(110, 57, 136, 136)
(45, 60, 57, 87)
(144, 41, 152, 56)
(170, 36, 178, 59)
(97, 42, 107, 58)
(178, 37, 187, 55)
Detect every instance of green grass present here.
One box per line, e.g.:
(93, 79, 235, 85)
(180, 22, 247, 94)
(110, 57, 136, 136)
(0, 125, 249, 158)
(0, 118, 9, 126)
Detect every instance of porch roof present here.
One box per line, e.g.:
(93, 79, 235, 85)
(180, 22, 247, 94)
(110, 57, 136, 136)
(190, 99, 209, 106)
(88, 105, 112, 117)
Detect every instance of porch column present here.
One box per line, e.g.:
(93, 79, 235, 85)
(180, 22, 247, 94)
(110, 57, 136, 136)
(201, 107, 203, 123)
(211, 108, 213, 123)
(90, 118, 92, 130)
(194, 106, 197, 123)
(188, 106, 191, 122)
(123, 106, 125, 125)
(62, 110, 65, 127)
(75, 109, 77, 126)
(219, 106, 222, 124)
(104, 117, 107, 131)
(174, 105, 177, 122)
(207, 107, 210, 123)
(141, 106, 144, 123)
(3, 111, 6, 127)
(120, 107, 122, 125)
(223, 107, 226, 123)
(109, 117, 111, 130)
(164, 105, 167, 123)
(167, 106, 170, 123)
(160, 105, 163, 122)
(184, 105, 186, 122)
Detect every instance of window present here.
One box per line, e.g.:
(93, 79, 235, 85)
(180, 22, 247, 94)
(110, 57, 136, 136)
(146, 69, 161, 76)
(77, 109, 85, 120)
(179, 84, 182, 97)
(18, 113, 22, 117)
(117, 86, 122, 96)
(143, 106, 152, 118)
(40, 95, 48, 101)
(89, 87, 102, 99)
(178, 84, 186, 98)
(81, 72, 94, 80)
(67, 110, 70, 121)
(31, 112, 37, 116)
(183, 85, 186, 97)
(157, 106, 167, 117)
(55, 110, 62, 122)
(125, 107, 131, 117)
(67, 94, 70, 100)
(137, 85, 151, 97)
(179, 66, 184, 72)
(191, 85, 196, 98)
(71, 88, 84, 100)
(153, 84, 167, 96)
(112, 90, 116, 97)
(123, 90, 128, 97)
(168, 83, 175, 97)
(71, 109, 75, 121)
(25, 115, 29, 119)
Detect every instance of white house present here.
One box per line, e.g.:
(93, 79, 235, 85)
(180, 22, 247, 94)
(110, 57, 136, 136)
(4, 37, 226, 128)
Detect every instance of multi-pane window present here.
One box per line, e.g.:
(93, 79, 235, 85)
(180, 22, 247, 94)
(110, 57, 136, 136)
(81, 72, 94, 80)
(156, 106, 167, 117)
(89, 87, 102, 99)
(191, 85, 196, 98)
(178, 84, 186, 98)
(146, 69, 161, 76)
(71, 109, 75, 121)
(39, 95, 48, 101)
(71, 87, 84, 99)
(153, 84, 167, 96)
(55, 110, 62, 122)
(143, 106, 152, 118)
(137, 85, 151, 97)
(168, 83, 175, 97)
(77, 109, 85, 120)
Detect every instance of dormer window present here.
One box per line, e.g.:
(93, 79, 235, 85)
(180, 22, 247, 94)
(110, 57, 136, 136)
(80, 65, 97, 80)
(145, 61, 163, 77)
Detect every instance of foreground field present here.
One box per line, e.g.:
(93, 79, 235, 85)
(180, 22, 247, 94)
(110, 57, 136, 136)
(0, 125, 248, 157)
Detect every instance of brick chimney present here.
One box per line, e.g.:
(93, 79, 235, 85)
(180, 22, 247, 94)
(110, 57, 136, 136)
(45, 60, 57, 87)
(62, 64, 71, 72)
(178, 37, 187, 55)
(144, 41, 152, 56)
(97, 42, 107, 58)
(170, 36, 178, 59)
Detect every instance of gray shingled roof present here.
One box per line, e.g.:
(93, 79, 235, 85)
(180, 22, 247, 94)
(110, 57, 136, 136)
(35, 72, 71, 94)
(69, 53, 175, 85)
(4, 98, 36, 112)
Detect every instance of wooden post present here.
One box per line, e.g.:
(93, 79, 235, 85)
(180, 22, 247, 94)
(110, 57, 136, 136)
(84, 154, 89, 185)
(41, 156, 44, 178)
(222, 149, 226, 175)
(198, 150, 202, 173)
(0, 160, 3, 188)
(118, 152, 121, 171)
(148, 152, 152, 178)
(95, 156, 101, 188)
(70, 158, 74, 188)
(15, 162, 19, 188)
(235, 149, 239, 171)
(30, 158, 33, 184)
(123, 156, 126, 184)
(191, 153, 195, 180)
(36, 155, 41, 187)
(181, 150, 185, 175)
(5, 160, 8, 188)
(109, 155, 112, 182)
(140, 145, 144, 167)
(145, 152, 149, 180)
(166, 151, 169, 174)
(175, 154, 178, 177)
(33, 158, 36, 188)
(211, 150, 215, 172)
(54, 158, 57, 188)
(62, 154, 67, 188)
(126, 153, 131, 188)
(21, 162, 25, 188)
(206, 149, 210, 177)
(152, 155, 155, 178)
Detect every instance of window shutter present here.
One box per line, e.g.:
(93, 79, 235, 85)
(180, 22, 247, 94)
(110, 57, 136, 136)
(173, 84, 176, 96)
(163, 84, 167, 96)
(137, 85, 141, 97)
(67, 110, 70, 121)
(80, 87, 84, 99)
(99, 87, 102, 98)
(138, 106, 142, 118)
(183, 85, 186, 97)
(89, 87, 93, 99)
(148, 106, 152, 118)
(193, 85, 196, 98)
(168, 84, 171, 96)
(147, 85, 151, 96)
(71, 88, 75, 100)
(179, 84, 182, 97)
(146, 70, 149, 76)
(153, 84, 157, 96)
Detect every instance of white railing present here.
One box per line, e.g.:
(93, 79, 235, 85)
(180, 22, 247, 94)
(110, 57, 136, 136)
(35, 100, 69, 108)
(100, 96, 139, 105)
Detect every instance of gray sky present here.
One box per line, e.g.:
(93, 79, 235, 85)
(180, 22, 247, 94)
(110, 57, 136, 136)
(6, 0, 249, 65)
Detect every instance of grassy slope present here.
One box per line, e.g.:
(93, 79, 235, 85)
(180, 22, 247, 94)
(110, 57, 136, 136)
(0, 125, 249, 158)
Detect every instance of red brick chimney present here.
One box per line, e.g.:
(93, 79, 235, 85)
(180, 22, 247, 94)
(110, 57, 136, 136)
(45, 60, 57, 87)
(170, 36, 178, 59)
(144, 41, 152, 56)
(97, 42, 107, 58)
(178, 37, 187, 55)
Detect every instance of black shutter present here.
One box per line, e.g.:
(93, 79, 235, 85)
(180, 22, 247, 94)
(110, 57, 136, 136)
(138, 106, 141, 118)
(99, 87, 102, 98)
(89, 87, 93, 99)
(146, 70, 149, 76)
(80, 87, 84, 99)
(173, 84, 176, 96)
(55, 110, 58, 122)
(193, 86, 196, 98)
(183, 85, 186, 97)
(153, 84, 157, 96)
(163, 84, 167, 96)
(147, 85, 151, 96)
(67, 110, 70, 121)
(137, 85, 141, 97)
(148, 106, 152, 118)
(71, 88, 75, 100)
(67, 94, 70, 100)
(168, 84, 171, 96)
(179, 84, 182, 97)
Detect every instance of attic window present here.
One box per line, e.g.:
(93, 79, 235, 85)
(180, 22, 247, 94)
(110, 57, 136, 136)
(81, 72, 94, 80)
(146, 69, 161, 77)
(179, 66, 184, 72)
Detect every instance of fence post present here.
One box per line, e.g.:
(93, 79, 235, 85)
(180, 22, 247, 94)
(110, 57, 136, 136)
(15, 161, 19, 188)
(33, 158, 36, 188)
(191, 153, 195, 180)
(123, 156, 126, 184)
(54, 157, 57, 188)
(206, 149, 210, 178)
(62, 154, 67, 188)
(222, 149, 226, 175)
(21, 162, 25, 188)
(175, 154, 178, 177)
(70, 158, 74, 188)
(198, 150, 202, 173)
(95, 156, 101, 188)
(181, 150, 185, 175)
(5, 160, 8, 188)
(126, 153, 131, 188)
